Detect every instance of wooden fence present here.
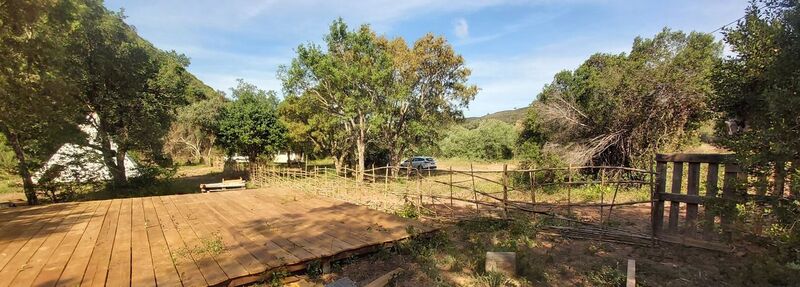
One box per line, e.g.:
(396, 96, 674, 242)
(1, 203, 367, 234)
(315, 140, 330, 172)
(242, 163, 655, 225)
(651, 153, 745, 240)
(651, 153, 799, 240)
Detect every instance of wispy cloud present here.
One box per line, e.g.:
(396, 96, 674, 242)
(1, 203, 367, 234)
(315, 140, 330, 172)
(454, 18, 469, 39)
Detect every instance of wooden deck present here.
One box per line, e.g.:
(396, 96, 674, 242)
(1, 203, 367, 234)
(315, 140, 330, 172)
(0, 189, 431, 286)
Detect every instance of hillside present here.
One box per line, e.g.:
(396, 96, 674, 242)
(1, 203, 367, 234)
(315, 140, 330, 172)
(466, 107, 529, 124)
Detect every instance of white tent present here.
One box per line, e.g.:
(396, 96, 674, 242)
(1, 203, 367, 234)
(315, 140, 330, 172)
(33, 115, 139, 184)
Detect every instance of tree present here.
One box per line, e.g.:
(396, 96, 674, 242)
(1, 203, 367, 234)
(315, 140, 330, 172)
(438, 120, 517, 161)
(71, 4, 190, 186)
(165, 92, 225, 164)
(712, 0, 800, 195)
(529, 28, 721, 167)
(164, 71, 226, 165)
(281, 19, 476, 178)
(0, 0, 85, 204)
(282, 19, 394, 180)
(214, 80, 287, 163)
(279, 92, 352, 171)
(376, 34, 477, 172)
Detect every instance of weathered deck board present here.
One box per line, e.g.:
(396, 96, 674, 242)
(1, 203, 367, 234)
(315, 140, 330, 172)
(0, 189, 430, 286)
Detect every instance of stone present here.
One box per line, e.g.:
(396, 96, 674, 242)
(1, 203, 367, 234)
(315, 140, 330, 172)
(485, 251, 516, 277)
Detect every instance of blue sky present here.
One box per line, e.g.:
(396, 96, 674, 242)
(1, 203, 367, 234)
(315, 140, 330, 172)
(105, 0, 750, 117)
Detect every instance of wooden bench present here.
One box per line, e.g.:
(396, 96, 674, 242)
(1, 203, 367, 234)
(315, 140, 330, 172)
(200, 178, 247, 193)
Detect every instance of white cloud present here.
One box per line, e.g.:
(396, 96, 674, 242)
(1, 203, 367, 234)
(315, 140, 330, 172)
(454, 18, 469, 39)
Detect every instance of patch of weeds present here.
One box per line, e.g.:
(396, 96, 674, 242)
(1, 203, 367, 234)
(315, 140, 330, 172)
(586, 264, 626, 287)
(306, 260, 323, 280)
(473, 271, 509, 287)
(265, 268, 288, 287)
(396, 202, 419, 219)
(171, 233, 226, 263)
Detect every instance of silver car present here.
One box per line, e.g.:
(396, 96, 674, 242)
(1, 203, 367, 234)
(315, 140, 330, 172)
(400, 156, 437, 170)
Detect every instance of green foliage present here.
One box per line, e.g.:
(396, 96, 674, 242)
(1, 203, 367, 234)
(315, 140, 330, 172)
(72, 5, 192, 184)
(0, 135, 16, 175)
(214, 80, 287, 162)
(712, 1, 800, 176)
(531, 28, 722, 167)
(281, 18, 476, 174)
(0, 0, 87, 203)
(438, 120, 516, 161)
(586, 264, 626, 287)
(710, 1, 800, 281)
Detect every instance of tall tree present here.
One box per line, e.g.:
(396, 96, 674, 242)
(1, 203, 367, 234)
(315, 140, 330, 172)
(72, 4, 189, 185)
(214, 80, 287, 163)
(712, 0, 800, 195)
(378, 34, 477, 172)
(529, 28, 721, 167)
(281, 19, 476, 178)
(0, 0, 84, 204)
(282, 19, 394, 180)
(279, 93, 352, 171)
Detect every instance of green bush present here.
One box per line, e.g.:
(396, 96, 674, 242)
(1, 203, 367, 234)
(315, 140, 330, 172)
(438, 120, 516, 161)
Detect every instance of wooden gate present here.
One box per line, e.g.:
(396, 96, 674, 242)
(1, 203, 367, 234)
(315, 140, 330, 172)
(651, 153, 744, 238)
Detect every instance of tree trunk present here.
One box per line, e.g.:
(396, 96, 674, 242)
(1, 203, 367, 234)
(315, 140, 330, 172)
(5, 130, 38, 205)
(355, 124, 366, 182)
(96, 126, 126, 186)
(115, 147, 127, 182)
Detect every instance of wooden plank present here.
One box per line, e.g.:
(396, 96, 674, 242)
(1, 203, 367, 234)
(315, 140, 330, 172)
(626, 259, 635, 287)
(668, 162, 684, 232)
(658, 193, 704, 204)
(177, 193, 265, 275)
(209, 192, 315, 262)
(721, 164, 739, 234)
(228, 193, 334, 259)
(151, 196, 208, 287)
(0, 203, 68, 273)
(55, 200, 113, 287)
(245, 193, 360, 253)
(34, 200, 110, 287)
(5, 202, 96, 287)
(157, 196, 228, 285)
(80, 199, 122, 287)
(703, 163, 720, 235)
(165, 194, 250, 279)
(0, 203, 80, 287)
(652, 161, 667, 235)
(141, 197, 182, 287)
(199, 193, 297, 268)
(129, 198, 156, 287)
(655, 153, 735, 163)
(686, 162, 701, 233)
(106, 198, 133, 287)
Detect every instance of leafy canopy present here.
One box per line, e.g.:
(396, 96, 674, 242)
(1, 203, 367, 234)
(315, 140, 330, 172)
(527, 28, 721, 167)
(214, 80, 287, 162)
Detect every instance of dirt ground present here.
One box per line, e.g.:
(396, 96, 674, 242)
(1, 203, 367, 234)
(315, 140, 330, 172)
(267, 205, 763, 287)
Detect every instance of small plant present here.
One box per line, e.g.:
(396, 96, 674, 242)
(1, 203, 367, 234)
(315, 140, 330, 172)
(587, 264, 626, 287)
(266, 268, 288, 287)
(396, 202, 419, 219)
(306, 260, 323, 280)
(474, 271, 509, 287)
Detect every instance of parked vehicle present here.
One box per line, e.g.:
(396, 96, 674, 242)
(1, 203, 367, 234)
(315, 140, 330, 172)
(400, 156, 437, 170)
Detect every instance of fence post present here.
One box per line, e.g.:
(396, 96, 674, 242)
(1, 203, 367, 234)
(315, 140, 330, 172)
(384, 164, 389, 195)
(449, 166, 454, 208)
(416, 169, 422, 215)
(502, 164, 509, 219)
(470, 163, 479, 215)
(567, 164, 573, 215)
(600, 168, 606, 225)
(652, 160, 667, 236)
